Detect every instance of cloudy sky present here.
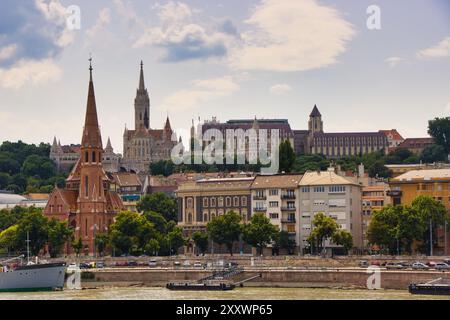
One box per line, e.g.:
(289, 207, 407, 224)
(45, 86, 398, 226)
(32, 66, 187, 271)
(0, 0, 449, 152)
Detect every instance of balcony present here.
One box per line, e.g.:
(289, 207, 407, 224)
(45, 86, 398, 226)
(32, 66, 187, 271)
(254, 207, 267, 212)
(281, 218, 296, 223)
(253, 195, 267, 200)
(387, 190, 402, 197)
(281, 206, 296, 211)
(281, 194, 296, 199)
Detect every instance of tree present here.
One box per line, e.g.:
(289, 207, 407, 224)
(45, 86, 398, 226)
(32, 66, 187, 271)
(144, 211, 170, 234)
(207, 211, 242, 255)
(411, 195, 447, 255)
(167, 226, 186, 255)
(15, 208, 49, 256)
(420, 144, 447, 163)
(47, 219, 73, 258)
(72, 238, 83, 256)
(279, 140, 296, 173)
(242, 213, 278, 255)
(137, 193, 178, 222)
(332, 229, 353, 254)
(307, 212, 339, 254)
(0, 225, 19, 254)
(192, 231, 209, 255)
(368, 161, 392, 178)
(274, 230, 296, 255)
(150, 160, 175, 177)
(21, 155, 56, 180)
(95, 233, 110, 257)
(144, 239, 160, 256)
(0, 172, 11, 189)
(428, 117, 450, 153)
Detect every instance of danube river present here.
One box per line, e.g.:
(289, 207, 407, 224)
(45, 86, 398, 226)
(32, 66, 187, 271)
(1, 287, 449, 300)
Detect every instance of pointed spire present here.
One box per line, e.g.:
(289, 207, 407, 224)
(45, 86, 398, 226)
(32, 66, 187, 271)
(105, 137, 113, 153)
(52, 136, 58, 147)
(81, 57, 103, 149)
(164, 116, 172, 131)
(310, 104, 321, 117)
(139, 60, 145, 91)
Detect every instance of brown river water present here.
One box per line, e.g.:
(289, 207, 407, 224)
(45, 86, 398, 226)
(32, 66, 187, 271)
(0, 287, 449, 300)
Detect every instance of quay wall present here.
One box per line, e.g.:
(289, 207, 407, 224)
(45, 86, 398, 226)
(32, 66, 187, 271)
(85, 268, 450, 290)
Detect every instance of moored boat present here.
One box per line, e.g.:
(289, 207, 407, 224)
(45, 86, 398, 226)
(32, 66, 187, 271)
(166, 282, 235, 291)
(409, 278, 450, 295)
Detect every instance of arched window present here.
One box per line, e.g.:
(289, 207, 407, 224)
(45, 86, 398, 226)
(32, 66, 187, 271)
(92, 151, 96, 163)
(85, 151, 89, 162)
(85, 175, 89, 197)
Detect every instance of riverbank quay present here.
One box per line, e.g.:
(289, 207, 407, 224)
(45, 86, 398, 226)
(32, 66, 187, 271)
(80, 267, 450, 291)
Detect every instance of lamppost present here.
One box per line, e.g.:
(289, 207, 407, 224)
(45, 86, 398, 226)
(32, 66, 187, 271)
(90, 224, 99, 258)
(430, 218, 433, 256)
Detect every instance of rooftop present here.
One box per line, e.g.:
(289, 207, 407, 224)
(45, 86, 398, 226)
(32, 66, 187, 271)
(299, 170, 357, 186)
(251, 174, 303, 189)
(392, 169, 450, 182)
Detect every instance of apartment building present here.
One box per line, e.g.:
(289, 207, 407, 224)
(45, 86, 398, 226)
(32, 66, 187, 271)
(250, 174, 302, 250)
(298, 169, 363, 253)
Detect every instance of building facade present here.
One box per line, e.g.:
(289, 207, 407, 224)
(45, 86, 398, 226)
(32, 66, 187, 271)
(176, 177, 253, 254)
(250, 174, 302, 250)
(304, 106, 389, 158)
(298, 170, 363, 253)
(121, 62, 178, 173)
(388, 169, 450, 253)
(395, 137, 435, 155)
(109, 172, 143, 212)
(44, 63, 124, 255)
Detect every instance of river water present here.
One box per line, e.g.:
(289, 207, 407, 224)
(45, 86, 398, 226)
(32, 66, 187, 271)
(0, 287, 449, 300)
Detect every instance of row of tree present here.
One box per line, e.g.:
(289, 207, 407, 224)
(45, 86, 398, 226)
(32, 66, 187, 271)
(367, 195, 449, 255)
(0, 141, 67, 194)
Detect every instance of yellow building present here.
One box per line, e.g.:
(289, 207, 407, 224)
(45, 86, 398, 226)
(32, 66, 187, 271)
(389, 169, 450, 253)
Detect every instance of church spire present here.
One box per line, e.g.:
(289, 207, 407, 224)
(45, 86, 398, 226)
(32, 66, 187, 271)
(139, 60, 145, 91)
(81, 57, 103, 149)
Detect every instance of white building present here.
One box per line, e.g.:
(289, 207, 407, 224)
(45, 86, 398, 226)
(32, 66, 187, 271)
(298, 169, 362, 253)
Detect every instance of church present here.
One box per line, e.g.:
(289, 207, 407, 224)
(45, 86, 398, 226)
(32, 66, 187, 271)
(121, 62, 178, 173)
(44, 61, 124, 255)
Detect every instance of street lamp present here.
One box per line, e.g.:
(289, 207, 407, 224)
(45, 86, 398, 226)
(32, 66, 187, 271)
(90, 223, 99, 258)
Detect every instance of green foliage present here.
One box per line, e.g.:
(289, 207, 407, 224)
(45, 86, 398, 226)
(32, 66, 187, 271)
(95, 233, 109, 256)
(420, 144, 447, 163)
(21, 155, 56, 180)
(71, 238, 83, 256)
(192, 231, 209, 255)
(167, 226, 186, 254)
(331, 229, 353, 254)
(207, 210, 242, 255)
(15, 207, 50, 256)
(137, 192, 178, 222)
(279, 140, 296, 173)
(144, 238, 160, 256)
(242, 213, 278, 255)
(0, 225, 19, 253)
(428, 117, 450, 153)
(307, 212, 339, 254)
(273, 230, 296, 255)
(150, 160, 175, 177)
(47, 219, 73, 258)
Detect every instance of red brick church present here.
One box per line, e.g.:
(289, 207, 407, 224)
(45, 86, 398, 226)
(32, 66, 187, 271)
(44, 61, 123, 255)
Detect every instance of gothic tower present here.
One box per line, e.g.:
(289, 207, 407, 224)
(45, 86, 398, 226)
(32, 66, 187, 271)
(135, 61, 150, 130)
(308, 105, 323, 135)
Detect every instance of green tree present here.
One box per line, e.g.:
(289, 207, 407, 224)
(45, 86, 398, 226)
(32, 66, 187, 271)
(192, 231, 209, 255)
(332, 229, 353, 254)
(207, 211, 242, 255)
(21, 155, 56, 180)
(72, 238, 83, 256)
(368, 161, 392, 178)
(279, 140, 296, 173)
(47, 219, 73, 258)
(137, 192, 178, 222)
(15, 208, 49, 256)
(95, 233, 110, 257)
(144, 238, 160, 256)
(0, 225, 19, 254)
(428, 117, 450, 153)
(308, 212, 339, 254)
(274, 230, 296, 255)
(242, 213, 278, 255)
(167, 226, 186, 255)
(420, 144, 447, 163)
(0, 172, 11, 189)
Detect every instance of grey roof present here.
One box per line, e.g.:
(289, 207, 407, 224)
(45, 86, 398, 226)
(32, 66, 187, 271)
(310, 105, 321, 117)
(0, 193, 27, 204)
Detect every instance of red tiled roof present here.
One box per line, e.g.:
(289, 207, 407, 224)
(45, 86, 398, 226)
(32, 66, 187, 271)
(397, 138, 434, 148)
(379, 129, 404, 141)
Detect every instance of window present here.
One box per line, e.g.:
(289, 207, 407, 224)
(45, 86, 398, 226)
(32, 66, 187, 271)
(233, 197, 239, 207)
(210, 198, 216, 207)
(313, 199, 326, 206)
(85, 219, 88, 236)
(92, 151, 96, 163)
(329, 185, 346, 193)
(302, 212, 311, 218)
(226, 197, 232, 207)
(241, 196, 247, 207)
(85, 176, 89, 197)
(269, 189, 279, 196)
(269, 201, 279, 208)
(329, 199, 346, 207)
(287, 201, 295, 209)
(218, 197, 224, 207)
(313, 186, 325, 193)
(269, 213, 279, 219)
(85, 151, 89, 162)
(256, 190, 265, 198)
(203, 198, 209, 207)
(301, 187, 310, 193)
(187, 198, 193, 209)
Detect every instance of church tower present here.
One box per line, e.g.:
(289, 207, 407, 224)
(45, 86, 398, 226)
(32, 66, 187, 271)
(135, 61, 150, 130)
(308, 105, 323, 135)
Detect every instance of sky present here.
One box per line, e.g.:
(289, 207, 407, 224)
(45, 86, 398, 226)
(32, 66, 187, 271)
(0, 0, 449, 153)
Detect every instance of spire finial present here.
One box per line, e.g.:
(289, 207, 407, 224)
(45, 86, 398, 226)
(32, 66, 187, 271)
(89, 53, 93, 80)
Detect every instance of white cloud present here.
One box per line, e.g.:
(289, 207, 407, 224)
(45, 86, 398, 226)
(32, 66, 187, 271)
(229, 0, 355, 72)
(447, 103, 450, 112)
(86, 8, 111, 39)
(158, 75, 240, 112)
(269, 84, 292, 95)
(0, 44, 18, 61)
(0, 59, 62, 89)
(133, 1, 234, 62)
(385, 57, 404, 68)
(417, 37, 450, 59)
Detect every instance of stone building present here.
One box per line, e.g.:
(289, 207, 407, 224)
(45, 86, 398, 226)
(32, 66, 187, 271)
(44, 62, 124, 255)
(176, 177, 253, 254)
(304, 105, 389, 158)
(121, 62, 178, 173)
